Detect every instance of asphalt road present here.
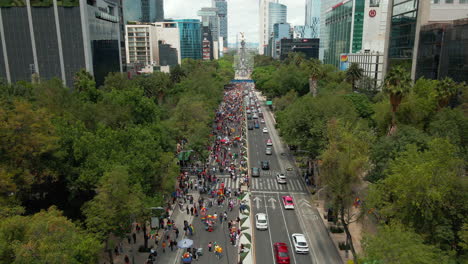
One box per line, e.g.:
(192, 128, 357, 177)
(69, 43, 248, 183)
(247, 89, 343, 264)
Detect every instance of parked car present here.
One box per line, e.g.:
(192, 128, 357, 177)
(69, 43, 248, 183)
(255, 213, 268, 230)
(273, 242, 290, 264)
(291, 234, 309, 254)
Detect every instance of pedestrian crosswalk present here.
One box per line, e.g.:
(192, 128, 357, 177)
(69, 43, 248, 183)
(251, 177, 306, 192)
(209, 176, 306, 192)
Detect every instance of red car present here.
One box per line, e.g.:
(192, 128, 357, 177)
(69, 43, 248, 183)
(273, 242, 290, 264)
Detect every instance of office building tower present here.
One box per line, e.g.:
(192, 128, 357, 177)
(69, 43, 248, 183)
(319, 0, 342, 60)
(323, 0, 365, 68)
(0, 0, 121, 87)
(268, 2, 287, 42)
(212, 0, 228, 48)
(305, 0, 321, 38)
(123, 0, 164, 23)
(416, 18, 468, 83)
(268, 23, 291, 59)
(173, 19, 202, 60)
(259, 0, 276, 55)
(198, 7, 220, 41)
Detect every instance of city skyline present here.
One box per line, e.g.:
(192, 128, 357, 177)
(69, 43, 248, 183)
(164, 0, 306, 44)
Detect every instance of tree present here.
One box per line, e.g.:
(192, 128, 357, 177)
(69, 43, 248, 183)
(303, 59, 322, 97)
(383, 65, 412, 133)
(0, 100, 58, 196)
(73, 69, 100, 103)
(0, 206, 101, 264)
(345, 62, 363, 91)
(361, 222, 449, 264)
(170, 64, 187, 84)
(367, 139, 467, 255)
(433, 77, 463, 110)
(135, 72, 172, 105)
(82, 166, 143, 264)
(320, 119, 373, 264)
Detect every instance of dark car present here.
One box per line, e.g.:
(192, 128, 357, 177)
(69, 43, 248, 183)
(261, 161, 269, 170)
(248, 123, 254, 130)
(251, 167, 260, 177)
(247, 114, 253, 120)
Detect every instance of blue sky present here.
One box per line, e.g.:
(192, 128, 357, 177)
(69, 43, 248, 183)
(164, 0, 306, 44)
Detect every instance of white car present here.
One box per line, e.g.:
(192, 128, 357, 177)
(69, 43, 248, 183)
(255, 213, 268, 230)
(263, 127, 268, 133)
(253, 114, 258, 119)
(260, 119, 265, 124)
(276, 173, 286, 184)
(292, 233, 309, 254)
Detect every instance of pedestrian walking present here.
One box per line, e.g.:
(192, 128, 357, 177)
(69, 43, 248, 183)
(169, 239, 174, 251)
(175, 227, 179, 239)
(132, 233, 137, 244)
(126, 235, 131, 244)
(162, 241, 166, 253)
(208, 242, 212, 252)
(124, 255, 130, 264)
(186, 205, 190, 215)
(190, 207, 194, 216)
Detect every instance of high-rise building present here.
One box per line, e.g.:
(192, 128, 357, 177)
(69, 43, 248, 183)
(416, 18, 468, 83)
(173, 19, 202, 60)
(202, 26, 214, 60)
(212, 0, 228, 48)
(0, 0, 122, 87)
(268, 23, 291, 59)
(198, 7, 220, 41)
(259, 0, 277, 55)
(323, 0, 365, 68)
(319, 0, 342, 60)
(268, 2, 287, 42)
(361, 0, 389, 53)
(280, 38, 320, 60)
(384, 0, 468, 78)
(305, 0, 321, 38)
(123, 0, 164, 23)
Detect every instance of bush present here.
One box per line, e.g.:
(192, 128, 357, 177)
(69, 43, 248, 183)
(241, 226, 249, 231)
(243, 233, 251, 243)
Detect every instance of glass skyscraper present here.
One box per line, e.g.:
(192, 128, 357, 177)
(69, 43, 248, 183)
(212, 0, 228, 48)
(173, 19, 202, 60)
(305, 0, 320, 38)
(123, 0, 164, 23)
(323, 0, 364, 68)
(387, 0, 420, 70)
(268, 2, 287, 43)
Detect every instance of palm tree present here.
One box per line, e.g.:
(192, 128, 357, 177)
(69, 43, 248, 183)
(304, 59, 322, 97)
(434, 77, 461, 110)
(383, 66, 412, 133)
(345, 63, 363, 91)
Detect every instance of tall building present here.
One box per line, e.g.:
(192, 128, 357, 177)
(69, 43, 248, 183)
(198, 7, 220, 41)
(202, 26, 214, 60)
(416, 18, 468, 83)
(319, 0, 342, 60)
(305, 0, 321, 38)
(323, 0, 365, 68)
(123, 0, 164, 23)
(0, 0, 122, 87)
(280, 38, 320, 60)
(361, 0, 389, 53)
(212, 0, 228, 48)
(268, 23, 291, 59)
(268, 2, 287, 43)
(173, 19, 202, 60)
(384, 0, 468, 78)
(259, 0, 276, 55)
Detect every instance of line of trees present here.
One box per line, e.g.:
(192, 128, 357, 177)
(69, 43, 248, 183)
(0, 57, 234, 263)
(252, 53, 467, 264)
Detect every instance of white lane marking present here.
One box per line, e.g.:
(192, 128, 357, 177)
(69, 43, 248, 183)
(292, 194, 319, 264)
(263, 193, 276, 264)
(268, 197, 277, 210)
(251, 190, 307, 195)
(276, 192, 298, 264)
(253, 196, 262, 209)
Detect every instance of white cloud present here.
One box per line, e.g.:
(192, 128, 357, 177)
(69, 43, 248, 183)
(164, 0, 305, 44)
